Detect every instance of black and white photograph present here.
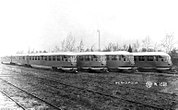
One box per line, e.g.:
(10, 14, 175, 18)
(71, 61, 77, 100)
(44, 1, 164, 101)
(0, 0, 178, 109)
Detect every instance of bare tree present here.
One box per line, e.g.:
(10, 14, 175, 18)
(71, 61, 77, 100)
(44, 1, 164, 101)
(132, 40, 140, 52)
(53, 45, 60, 52)
(161, 34, 176, 53)
(122, 44, 128, 51)
(77, 39, 85, 52)
(103, 42, 114, 51)
(16, 50, 24, 54)
(103, 42, 122, 51)
(142, 36, 151, 51)
(61, 39, 66, 52)
(61, 32, 76, 52)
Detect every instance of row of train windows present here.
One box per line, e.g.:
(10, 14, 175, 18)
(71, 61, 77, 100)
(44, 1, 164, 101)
(15, 56, 74, 62)
(106, 55, 127, 61)
(78, 56, 104, 61)
(77, 55, 128, 62)
(134, 56, 167, 62)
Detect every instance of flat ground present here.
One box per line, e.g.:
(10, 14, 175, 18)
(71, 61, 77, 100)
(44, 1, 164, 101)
(1, 64, 178, 110)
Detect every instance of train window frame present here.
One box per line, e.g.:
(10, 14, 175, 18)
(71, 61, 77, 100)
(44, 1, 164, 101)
(57, 56, 61, 61)
(84, 55, 88, 61)
(35, 56, 37, 60)
(138, 56, 145, 61)
(95, 55, 99, 61)
(79, 56, 83, 61)
(155, 56, 159, 61)
(52, 56, 56, 61)
(147, 56, 154, 61)
(37, 56, 40, 60)
(134, 56, 137, 61)
(44, 56, 47, 61)
(112, 55, 117, 61)
(106, 55, 110, 60)
(41, 56, 43, 60)
(61, 56, 64, 61)
(48, 56, 51, 61)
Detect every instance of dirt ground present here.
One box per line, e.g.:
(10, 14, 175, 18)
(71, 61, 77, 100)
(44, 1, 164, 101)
(1, 64, 178, 110)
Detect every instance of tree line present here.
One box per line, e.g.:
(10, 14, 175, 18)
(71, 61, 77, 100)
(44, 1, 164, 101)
(16, 33, 177, 54)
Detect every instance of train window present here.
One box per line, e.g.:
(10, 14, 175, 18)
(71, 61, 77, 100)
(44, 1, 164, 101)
(118, 55, 121, 61)
(134, 56, 137, 61)
(85, 56, 90, 61)
(106, 55, 110, 60)
(155, 56, 159, 61)
(44, 56, 47, 61)
(41, 56, 43, 60)
(37, 56, 40, 60)
(95, 57, 98, 61)
(53, 56, 56, 61)
(112, 55, 117, 60)
(147, 56, 154, 61)
(89, 56, 92, 61)
(57, 56, 60, 61)
(90, 55, 94, 61)
(123, 58, 126, 61)
(138, 56, 145, 61)
(93, 55, 97, 58)
(61, 56, 64, 61)
(48, 56, 51, 61)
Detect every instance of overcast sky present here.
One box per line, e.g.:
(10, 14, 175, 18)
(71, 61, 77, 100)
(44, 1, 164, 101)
(0, 0, 178, 55)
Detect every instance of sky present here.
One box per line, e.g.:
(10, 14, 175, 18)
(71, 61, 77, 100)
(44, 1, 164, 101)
(0, 0, 178, 56)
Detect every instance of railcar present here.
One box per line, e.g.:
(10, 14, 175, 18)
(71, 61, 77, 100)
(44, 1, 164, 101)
(104, 51, 136, 72)
(77, 52, 108, 72)
(133, 52, 173, 72)
(1, 52, 78, 72)
(28, 52, 78, 72)
(1, 55, 12, 64)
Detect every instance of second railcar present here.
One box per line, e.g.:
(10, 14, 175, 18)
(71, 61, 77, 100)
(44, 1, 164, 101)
(28, 52, 78, 72)
(133, 52, 173, 72)
(77, 52, 108, 72)
(105, 51, 136, 72)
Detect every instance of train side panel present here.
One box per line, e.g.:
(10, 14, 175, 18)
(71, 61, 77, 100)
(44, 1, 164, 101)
(133, 52, 173, 72)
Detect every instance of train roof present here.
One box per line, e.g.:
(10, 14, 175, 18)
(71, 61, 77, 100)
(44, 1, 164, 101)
(76, 52, 106, 56)
(132, 52, 170, 56)
(9, 52, 77, 56)
(103, 51, 132, 55)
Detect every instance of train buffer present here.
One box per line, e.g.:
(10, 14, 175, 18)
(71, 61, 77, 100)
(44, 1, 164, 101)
(0, 92, 23, 110)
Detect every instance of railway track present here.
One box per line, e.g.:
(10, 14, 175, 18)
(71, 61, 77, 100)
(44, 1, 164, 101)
(1, 64, 177, 109)
(2, 64, 177, 98)
(0, 77, 62, 110)
(0, 91, 26, 110)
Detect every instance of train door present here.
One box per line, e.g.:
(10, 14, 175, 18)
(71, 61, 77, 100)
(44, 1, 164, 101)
(26, 55, 30, 65)
(146, 56, 156, 69)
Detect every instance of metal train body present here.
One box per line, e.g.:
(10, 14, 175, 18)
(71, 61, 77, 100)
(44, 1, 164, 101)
(1, 52, 78, 72)
(104, 51, 136, 72)
(1, 51, 174, 73)
(76, 52, 108, 72)
(133, 52, 173, 72)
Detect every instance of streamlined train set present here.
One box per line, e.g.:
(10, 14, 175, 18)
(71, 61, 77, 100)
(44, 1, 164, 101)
(1, 51, 174, 73)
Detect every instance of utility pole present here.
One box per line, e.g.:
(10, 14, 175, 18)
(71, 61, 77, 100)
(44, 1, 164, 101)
(97, 29, 100, 51)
